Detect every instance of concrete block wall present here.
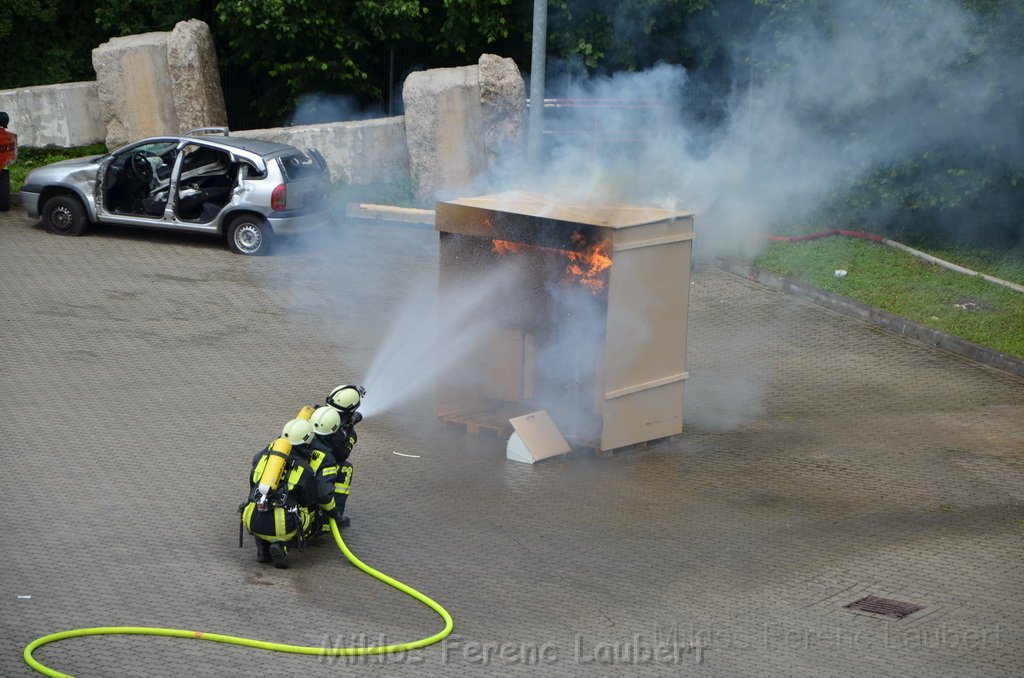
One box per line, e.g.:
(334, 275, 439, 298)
(0, 26, 524, 200)
(0, 82, 105, 148)
(0, 71, 409, 187)
(238, 117, 409, 187)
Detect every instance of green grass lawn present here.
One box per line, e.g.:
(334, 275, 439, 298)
(916, 245, 1024, 286)
(751, 237, 1024, 359)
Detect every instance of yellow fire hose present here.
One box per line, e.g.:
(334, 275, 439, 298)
(24, 519, 454, 677)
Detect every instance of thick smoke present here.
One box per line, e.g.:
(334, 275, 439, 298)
(270, 0, 1021, 432)
(504, 0, 1021, 259)
(287, 93, 381, 126)
(476, 0, 1021, 431)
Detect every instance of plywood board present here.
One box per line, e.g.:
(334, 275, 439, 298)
(603, 238, 691, 393)
(600, 381, 685, 451)
(508, 410, 572, 461)
(440, 191, 692, 228)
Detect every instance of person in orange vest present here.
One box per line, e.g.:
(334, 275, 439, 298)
(0, 112, 16, 212)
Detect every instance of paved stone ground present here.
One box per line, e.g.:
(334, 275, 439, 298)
(1, 207, 1022, 677)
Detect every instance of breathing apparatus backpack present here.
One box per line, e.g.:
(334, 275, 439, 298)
(252, 437, 293, 509)
(239, 438, 314, 545)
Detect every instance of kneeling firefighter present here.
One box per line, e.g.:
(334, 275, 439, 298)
(321, 384, 364, 463)
(240, 429, 320, 568)
(310, 384, 365, 521)
(309, 405, 355, 528)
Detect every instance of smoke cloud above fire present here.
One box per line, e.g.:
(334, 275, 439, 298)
(274, 0, 1021, 435)
(506, 0, 1021, 260)
(482, 0, 1021, 432)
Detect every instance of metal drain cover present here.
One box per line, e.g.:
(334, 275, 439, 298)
(845, 595, 923, 620)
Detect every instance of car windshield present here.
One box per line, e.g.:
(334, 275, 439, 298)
(277, 151, 323, 181)
(148, 141, 179, 156)
(117, 140, 176, 160)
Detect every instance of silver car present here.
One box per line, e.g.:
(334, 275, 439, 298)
(19, 128, 331, 255)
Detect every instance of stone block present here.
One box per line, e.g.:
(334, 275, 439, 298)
(479, 54, 526, 176)
(92, 19, 225, 149)
(403, 64, 486, 205)
(92, 31, 177, 149)
(402, 54, 526, 205)
(167, 19, 228, 133)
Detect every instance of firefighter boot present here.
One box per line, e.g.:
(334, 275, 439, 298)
(333, 495, 351, 529)
(331, 506, 351, 529)
(255, 537, 271, 564)
(269, 542, 289, 569)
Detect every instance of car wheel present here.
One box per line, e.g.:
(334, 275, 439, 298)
(227, 215, 272, 256)
(41, 194, 89, 236)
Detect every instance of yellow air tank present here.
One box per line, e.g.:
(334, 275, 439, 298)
(257, 437, 293, 500)
(296, 405, 316, 420)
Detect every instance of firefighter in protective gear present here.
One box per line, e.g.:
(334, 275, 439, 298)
(323, 385, 364, 462)
(309, 406, 355, 528)
(326, 384, 364, 413)
(279, 412, 350, 533)
(241, 437, 320, 569)
(281, 417, 315, 447)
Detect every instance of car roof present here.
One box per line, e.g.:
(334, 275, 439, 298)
(127, 132, 301, 161)
(182, 134, 300, 159)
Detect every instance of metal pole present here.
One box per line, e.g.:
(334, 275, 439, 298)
(527, 0, 548, 169)
(388, 48, 395, 117)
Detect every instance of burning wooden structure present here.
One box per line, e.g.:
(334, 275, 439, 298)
(435, 191, 693, 454)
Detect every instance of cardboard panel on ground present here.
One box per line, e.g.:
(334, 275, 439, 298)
(506, 410, 572, 464)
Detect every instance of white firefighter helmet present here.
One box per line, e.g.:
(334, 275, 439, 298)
(310, 406, 341, 436)
(326, 384, 363, 412)
(281, 417, 315, 446)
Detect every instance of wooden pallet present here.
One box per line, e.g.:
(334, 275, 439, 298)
(438, 404, 680, 459)
(436, 402, 519, 438)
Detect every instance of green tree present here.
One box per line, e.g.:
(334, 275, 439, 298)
(749, 0, 1024, 249)
(214, 0, 530, 126)
(433, 0, 520, 57)
(94, 0, 212, 35)
(0, 0, 213, 90)
(0, 1, 110, 89)
(545, 0, 716, 74)
(214, 0, 428, 125)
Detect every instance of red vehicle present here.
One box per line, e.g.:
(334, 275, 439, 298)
(0, 111, 15, 211)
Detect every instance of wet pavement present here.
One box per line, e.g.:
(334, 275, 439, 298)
(1, 206, 1022, 677)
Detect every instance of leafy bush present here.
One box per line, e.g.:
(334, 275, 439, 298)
(818, 151, 1024, 252)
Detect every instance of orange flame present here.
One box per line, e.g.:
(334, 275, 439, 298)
(565, 233, 612, 294)
(491, 239, 522, 255)
(491, 234, 612, 294)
